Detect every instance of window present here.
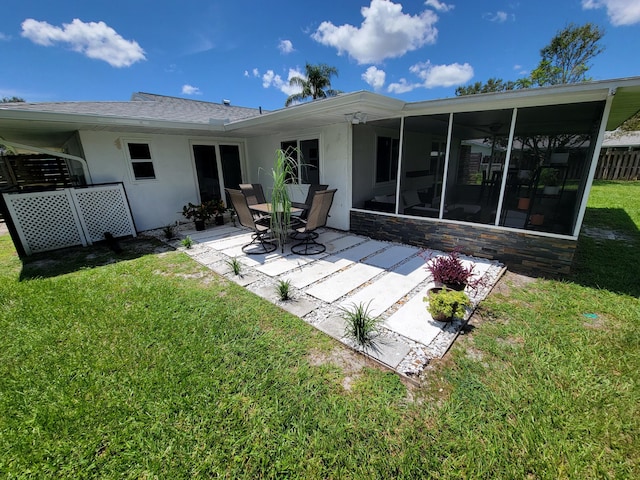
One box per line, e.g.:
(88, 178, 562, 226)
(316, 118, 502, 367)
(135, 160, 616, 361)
(126, 142, 156, 180)
(280, 138, 320, 184)
(376, 136, 399, 183)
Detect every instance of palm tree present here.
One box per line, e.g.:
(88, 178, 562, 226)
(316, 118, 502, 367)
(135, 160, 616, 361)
(285, 63, 341, 107)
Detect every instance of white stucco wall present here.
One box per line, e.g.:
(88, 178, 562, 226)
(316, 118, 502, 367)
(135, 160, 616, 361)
(78, 131, 203, 231)
(244, 123, 352, 231)
(78, 124, 352, 232)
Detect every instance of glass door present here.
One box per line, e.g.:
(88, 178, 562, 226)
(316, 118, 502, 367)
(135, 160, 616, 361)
(192, 144, 243, 204)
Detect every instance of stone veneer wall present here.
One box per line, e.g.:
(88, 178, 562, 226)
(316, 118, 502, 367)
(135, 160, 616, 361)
(350, 210, 577, 276)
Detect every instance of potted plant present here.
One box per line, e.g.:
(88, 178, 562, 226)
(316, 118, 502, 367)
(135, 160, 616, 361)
(211, 198, 226, 225)
(540, 168, 561, 195)
(182, 200, 215, 231)
(424, 288, 470, 322)
(423, 248, 475, 291)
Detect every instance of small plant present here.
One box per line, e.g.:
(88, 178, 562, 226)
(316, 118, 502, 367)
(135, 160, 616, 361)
(423, 248, 474, 291)
(539, 167, 560, 186)
(269, 148, 297, 248)
(182, 201, 216, 223)
(276, 279, 292, 301)
(226, 257, 242, 276)
(342, 301, 381, 352)
(162, 224, 176, 239)
(181, 236, 193, 249)
(424, 288, 470, 322)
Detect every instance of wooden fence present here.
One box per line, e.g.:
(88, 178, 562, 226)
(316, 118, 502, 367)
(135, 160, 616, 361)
(595, 149, 640, 180)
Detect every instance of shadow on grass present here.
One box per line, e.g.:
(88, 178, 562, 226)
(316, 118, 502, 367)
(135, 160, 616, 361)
(569, 207, 640, 298)
(19, 236, 175, 281)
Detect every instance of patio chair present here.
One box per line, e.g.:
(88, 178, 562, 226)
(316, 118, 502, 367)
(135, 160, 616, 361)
(239, 183, 268, 221)
(239, 183, 267, 206)
(290, 189, 336, 255)
(292, 184, 329, 220)
(226, 188, 276, 255)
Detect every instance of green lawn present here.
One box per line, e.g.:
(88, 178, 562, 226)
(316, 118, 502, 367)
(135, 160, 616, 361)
(0, 181, 638, 478)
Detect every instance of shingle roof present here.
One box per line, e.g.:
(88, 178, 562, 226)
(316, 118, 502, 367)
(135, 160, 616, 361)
(0, 92, 264, 124)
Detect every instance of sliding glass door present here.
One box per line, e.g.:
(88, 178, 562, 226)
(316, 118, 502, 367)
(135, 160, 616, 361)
(192, 143, 243, 204)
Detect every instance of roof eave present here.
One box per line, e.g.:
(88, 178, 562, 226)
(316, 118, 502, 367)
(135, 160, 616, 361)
(223, 91, 406, 131)
(0, 109, 227, 132)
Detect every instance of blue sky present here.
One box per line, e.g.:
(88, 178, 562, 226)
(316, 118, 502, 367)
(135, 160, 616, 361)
(1, 0, 639, 110)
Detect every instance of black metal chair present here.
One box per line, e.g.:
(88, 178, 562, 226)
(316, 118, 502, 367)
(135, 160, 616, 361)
(239, 183, 267, 206)
(290, 189, 336, 255)
(226, 188, 276, 254)
(239, 183, 268, 221)
(292, 184, 328, 220)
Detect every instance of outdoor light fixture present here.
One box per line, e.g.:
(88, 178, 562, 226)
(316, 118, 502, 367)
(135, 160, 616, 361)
(345, 112, 368, 124)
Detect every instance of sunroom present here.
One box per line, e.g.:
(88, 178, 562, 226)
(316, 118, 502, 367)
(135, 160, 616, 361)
(349, 81, 638, 275)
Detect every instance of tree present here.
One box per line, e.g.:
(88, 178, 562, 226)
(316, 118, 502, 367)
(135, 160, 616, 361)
(530, 23, 605, 86)
(617, 111, 640, 132)
(285, 63, 341, 107)
(455, 77, 531, 96)
(456, 22, 604, 96)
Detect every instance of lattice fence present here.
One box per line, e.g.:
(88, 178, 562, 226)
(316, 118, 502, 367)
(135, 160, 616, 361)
(72, 185, 136, 243)
(3, 184, 136, 255)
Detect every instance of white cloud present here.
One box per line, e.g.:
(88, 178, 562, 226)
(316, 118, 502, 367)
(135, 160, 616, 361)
(412, 61, 474, 87)
(252, 68, 260, 77)
(362, 66, 386, 90)
(514, 64, 528, 75)
(425, 0, 454, 12)
(387, 60, 474, 93)
(261, 68, 305, 96)
(387, 78, 417, 94)
(278, 39, 294, 54)
(312, 0, 439, 64)
(182, 84, 201, 95)
(243, 70, 249, 77)
(21, 18, 145, 67)
(582, 0, 640, 26)
(483, 11, 514, 23)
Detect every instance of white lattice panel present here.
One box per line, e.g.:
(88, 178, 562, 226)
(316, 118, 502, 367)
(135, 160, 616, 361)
(3, 190, 86, 255)
(72, 185, 136, 243)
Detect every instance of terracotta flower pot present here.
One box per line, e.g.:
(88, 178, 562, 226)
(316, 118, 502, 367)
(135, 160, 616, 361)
(517, 197, 530, 210)
(530, 213, 544, 226)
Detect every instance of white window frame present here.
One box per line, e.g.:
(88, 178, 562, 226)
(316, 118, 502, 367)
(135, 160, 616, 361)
(123, 139, 157, 182)
(280, 137, 321, 185)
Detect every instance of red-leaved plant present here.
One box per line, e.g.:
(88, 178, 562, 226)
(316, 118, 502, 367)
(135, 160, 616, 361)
(422, 248, 480, 291)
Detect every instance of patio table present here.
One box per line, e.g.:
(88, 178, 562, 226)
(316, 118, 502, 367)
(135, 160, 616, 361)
(249, 203, 303, 252)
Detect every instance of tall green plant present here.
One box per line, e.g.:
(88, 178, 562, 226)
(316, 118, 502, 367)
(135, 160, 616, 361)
(269, 148, 297, 249)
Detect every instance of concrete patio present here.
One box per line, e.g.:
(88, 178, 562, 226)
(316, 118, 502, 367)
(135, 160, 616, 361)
(170, 223, 505, 378)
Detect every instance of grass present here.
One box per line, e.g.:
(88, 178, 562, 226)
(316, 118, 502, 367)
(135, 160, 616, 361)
(571, 180, 640, 296)
(276, 279, 291, 301)
(0, 180, 638, 478)
(341, 301, 381, 351)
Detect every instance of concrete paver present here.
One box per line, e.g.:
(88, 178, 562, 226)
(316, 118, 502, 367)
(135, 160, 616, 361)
(306, 263, 383, 303)
(181, 224, 504, 377)
(339, 255, 430, 317)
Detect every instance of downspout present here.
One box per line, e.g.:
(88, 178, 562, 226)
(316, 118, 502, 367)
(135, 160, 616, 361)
(0, 139, 93, 184)
(572, 89, 616, 237)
